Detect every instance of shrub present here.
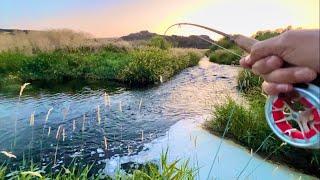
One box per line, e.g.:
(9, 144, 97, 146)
(237, 69, 263, 93)
(209, 48, 243, 65)
(149, 36, 171, 50)
(118, 48, 201, 86)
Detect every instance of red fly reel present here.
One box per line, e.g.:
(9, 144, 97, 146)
(265, 84, 320, 149)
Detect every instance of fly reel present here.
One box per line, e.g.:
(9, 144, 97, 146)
(265, 84, 320, 149)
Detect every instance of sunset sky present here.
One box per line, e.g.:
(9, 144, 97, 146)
(1, 0, 319, 38)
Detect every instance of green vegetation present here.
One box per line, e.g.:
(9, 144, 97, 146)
(0, 151, 196, 180)
(205, 69, 320, 176)
(206, 37, 244, 65)
(209, 48, 243, 65)
(149, 35, 172, 50)
(0, 39, 202, 90)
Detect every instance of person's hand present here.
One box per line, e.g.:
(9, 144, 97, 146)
(240, 29, 319, 95)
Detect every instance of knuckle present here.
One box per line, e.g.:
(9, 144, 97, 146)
(269, 56, 283, 67)
(279, 30, 294, 44)
(250, 42, 263, 58)
(252, 61, 263, 74)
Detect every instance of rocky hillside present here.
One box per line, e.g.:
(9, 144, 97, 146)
(121, 30, 213, 49)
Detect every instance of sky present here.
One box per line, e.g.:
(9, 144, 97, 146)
(0, 0, 319, 38)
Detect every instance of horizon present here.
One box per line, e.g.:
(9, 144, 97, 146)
(1, 0, 319, 39)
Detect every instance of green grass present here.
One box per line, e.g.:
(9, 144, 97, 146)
(205, 36, 244, 65)
(0, 44, 202, 89)
(209, 48, 243, 65)
(205, 69, 320, 177)
(0, 151, 196, 180)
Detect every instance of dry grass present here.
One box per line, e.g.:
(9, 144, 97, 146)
(0, 29, 133, 54)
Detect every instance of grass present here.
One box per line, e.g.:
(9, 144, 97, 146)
(0, 151, 196, 180)
(209, 47, 243, 65)
(205, 36, 244, 65)
(0, 34, 203, 89)
(205, 69, 320, 177)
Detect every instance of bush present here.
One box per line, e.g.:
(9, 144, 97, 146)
(149, 36, 171, 50)
(209, 48, 243, 65)
(237, 69, 263, 93)
(118, 48, 201, 86)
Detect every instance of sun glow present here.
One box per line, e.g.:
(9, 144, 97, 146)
(156, 0, 319, 38)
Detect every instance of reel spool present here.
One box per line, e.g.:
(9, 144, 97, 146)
(265, 84, 320, 149)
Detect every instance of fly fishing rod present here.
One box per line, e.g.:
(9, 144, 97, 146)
(165, 23, 320, 149)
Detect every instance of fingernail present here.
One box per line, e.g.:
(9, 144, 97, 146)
(294, 68, 316, 81)
(276, 84, 290, 92)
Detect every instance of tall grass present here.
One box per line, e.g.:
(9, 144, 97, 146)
(209, 47, 243, 65)
(205, 37, 244, 65)
(0, 151, 196, 179)
(0, 29, 92, 54)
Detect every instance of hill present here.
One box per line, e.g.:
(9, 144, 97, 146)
(121, 30, 212, 49)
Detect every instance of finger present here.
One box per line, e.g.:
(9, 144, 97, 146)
(245, 36, 283, 66)
(239, 56, 252, 68)
(261, 67, 317, 84)
(262, 81, 293, 95)
(252, 56, 283, 75)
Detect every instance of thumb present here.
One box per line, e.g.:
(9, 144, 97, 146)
(245, 35, 284, 66)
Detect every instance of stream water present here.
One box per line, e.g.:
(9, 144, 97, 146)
(0, 58, 316, 179)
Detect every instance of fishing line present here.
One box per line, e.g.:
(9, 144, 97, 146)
(244, 142, 287, 178)
(236, 132, 274, 179)
(206, 106, 236, 179)
(197, 36, 242, 58)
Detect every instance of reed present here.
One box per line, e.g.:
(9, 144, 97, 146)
(19, 83, 30, 98)
(96, 105, 101, 125)
(0, 151, 17, 159)
(73, 120, 76, 132)
(104, 136, 108, 150)
(48, 126, 51, 136)
(141, 130, 144, 142)
(119, 101, 122, 112)
(138, 98, 143, 111)
(45, 107, 53, 122)
(82, 114, 86, 132)
(54, 125, 62, 165)
(104, 92, 110, 107)
(29, 112, 35, 126)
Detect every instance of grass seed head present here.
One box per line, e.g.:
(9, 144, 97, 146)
(19, 83, 31, 97)
(0, 151, 17, 159)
